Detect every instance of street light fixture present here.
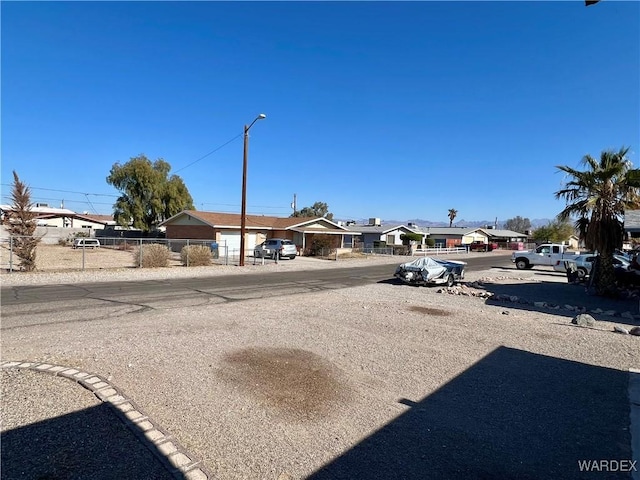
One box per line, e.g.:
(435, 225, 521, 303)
(239, 113, 266, 266)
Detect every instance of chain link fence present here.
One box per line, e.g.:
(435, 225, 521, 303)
(0, 236, 248, 272)
(1, 235, 511, 273)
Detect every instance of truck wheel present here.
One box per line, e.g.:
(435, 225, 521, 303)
(577, 267, 588, 279)
(446, 274, 455, 287)
(515, 259, 529, 270)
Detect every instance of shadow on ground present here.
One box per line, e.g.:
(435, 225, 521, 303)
(476, 279, 640, 327)
(308, 346, 633, 480)
(1, 403, 179, 480)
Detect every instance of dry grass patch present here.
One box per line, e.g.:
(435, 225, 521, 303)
(409, 306, 453, 316)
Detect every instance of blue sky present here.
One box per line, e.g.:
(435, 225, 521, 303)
(2, 1, 639, 225)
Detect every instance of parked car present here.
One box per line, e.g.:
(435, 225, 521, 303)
(553, 253, 630, 280)
(467, 241, 497, 252)
(72, 238, 100, 249)
(254, 239, 297, 260)
(394, 257, 466, 287)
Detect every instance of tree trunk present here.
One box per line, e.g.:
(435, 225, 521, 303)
(593, 251, 617, 297)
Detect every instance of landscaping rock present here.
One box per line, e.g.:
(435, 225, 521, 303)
(630, 326, 640, 336)
(571, 314, 596, 328)
(614, 326, 630, 334)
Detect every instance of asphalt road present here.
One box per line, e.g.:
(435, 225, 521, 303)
(1, 255, 513, 331)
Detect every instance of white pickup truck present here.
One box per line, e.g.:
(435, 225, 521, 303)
(511, 244, 581, 270)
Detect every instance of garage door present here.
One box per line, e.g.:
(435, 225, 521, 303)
(219, 232, 241, 254)
(219, 232, 259, 254)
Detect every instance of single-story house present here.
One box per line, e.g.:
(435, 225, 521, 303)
(420, 227, 473, 248)
(34, 213, 114, 229)
(624, 210, 640, 241)
(407, 226, 528, 248)
(159, 210, 354, 254)
(0, 204, 114, 230)
(467, 228, 529, 246)
(343, 219, 424, 248)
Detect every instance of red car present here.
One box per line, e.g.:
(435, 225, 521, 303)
(468, 241, 497, 252)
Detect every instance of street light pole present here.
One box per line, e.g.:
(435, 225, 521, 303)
(239, 113, 266, 266)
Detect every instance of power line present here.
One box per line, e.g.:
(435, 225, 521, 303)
(173, 132, 243, 174)
(0, 183, 119, 198)
(199, 202, 287, 210)
(0, 194, 114, 206)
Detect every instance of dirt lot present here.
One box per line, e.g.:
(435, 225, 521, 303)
(0, 243, 200, 272)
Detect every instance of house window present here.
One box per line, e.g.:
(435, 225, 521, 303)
(387, 234, 396, 245)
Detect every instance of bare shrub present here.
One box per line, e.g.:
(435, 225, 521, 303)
(133, 243, 171, 268)
(180, 245, 212, 267)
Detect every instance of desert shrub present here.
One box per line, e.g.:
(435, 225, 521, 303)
(306, 234, 336, 256)
(180, 245, 212, 266)
(133, 243, 171, 268)
(425, 238, 436, 247)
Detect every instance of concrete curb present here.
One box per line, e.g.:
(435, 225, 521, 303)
(1, 360, 211, 480)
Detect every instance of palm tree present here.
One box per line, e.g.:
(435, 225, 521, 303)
(555, 147, 640, 296)
(448, 208, 458, 227)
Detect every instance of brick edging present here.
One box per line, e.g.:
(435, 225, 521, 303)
(1, 361, 210, 480)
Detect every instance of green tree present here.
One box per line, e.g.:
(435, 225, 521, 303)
(106, 155, 194, 232)
(6, 171, 41, 271)
(291, 201, 334, 221)
(503, 216, 532, 234)
(447, 208, 458, 227)
(531, 219, 574, 244)
(555, 147, 640, 296)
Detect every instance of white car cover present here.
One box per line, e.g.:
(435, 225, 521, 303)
(399, 257, 447, 280)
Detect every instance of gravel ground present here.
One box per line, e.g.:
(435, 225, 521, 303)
(1, 369, 175, 480)
(1, 253, 639, 479)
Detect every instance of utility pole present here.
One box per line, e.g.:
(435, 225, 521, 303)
(291, 193, 297, 216)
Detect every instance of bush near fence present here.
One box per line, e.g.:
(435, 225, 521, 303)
(180, 245, 212, 267)
(134, 243, 171, 268)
